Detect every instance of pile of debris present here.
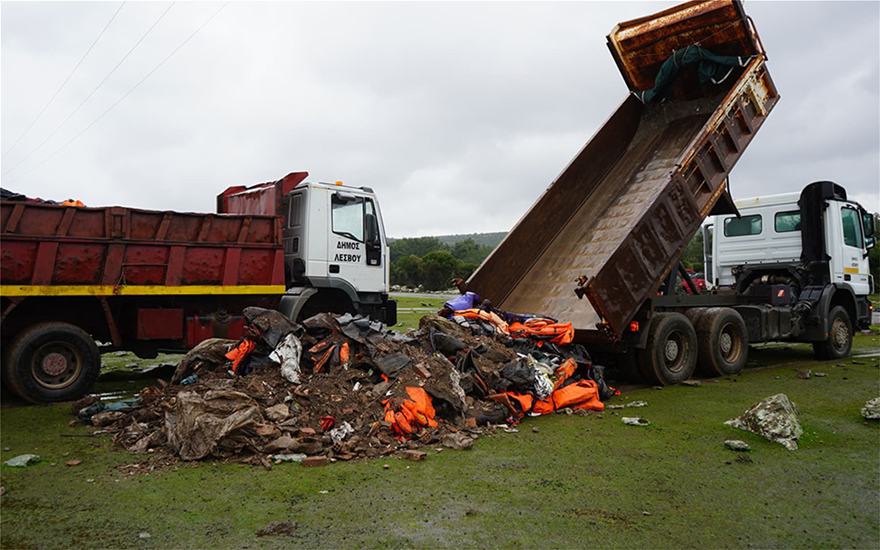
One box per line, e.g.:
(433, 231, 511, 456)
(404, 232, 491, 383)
(72, 304, 616, 466)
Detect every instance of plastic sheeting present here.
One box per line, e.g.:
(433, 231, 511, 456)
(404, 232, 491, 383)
(635, 45, 753, 104)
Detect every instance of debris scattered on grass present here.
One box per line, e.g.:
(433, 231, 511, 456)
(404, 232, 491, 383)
(69, 308, 615, 467)
(138, 533, 151, 540)
(66, 460, 82, 467)
(724, 440, 751, 452)
(403, 450, 427, 461)
(626, 401, 647, 408)
(682, 380, 701, 387)
(622, 417, 649, 426)
(725, 393, 803, 450)
(272, 453, 307, 463)
(861, 397, 880, 420)
(813, 372, 827, 377)
(796, 370, 811, 379)
(4, 454, 40, 467)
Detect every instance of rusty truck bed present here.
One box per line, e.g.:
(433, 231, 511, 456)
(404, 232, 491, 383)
(466, 0, 779, 342)
(0, 202, 285, 293)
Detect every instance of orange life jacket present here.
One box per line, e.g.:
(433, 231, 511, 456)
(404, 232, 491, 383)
(553, 358, 577, 389)
(509, 319, 574, 346)
(225, 339, 256, 375)
(383, 387, 438, 436)
(553, 379, 604, 411)
(455, 308, 510, 335)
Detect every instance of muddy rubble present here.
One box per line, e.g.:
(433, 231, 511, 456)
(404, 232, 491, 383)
(72, 307, 613, 466)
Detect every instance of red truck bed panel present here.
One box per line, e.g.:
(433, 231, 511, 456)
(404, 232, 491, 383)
(0, 201, 285, 294)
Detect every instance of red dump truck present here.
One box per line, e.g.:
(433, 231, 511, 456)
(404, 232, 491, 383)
(1, 172, 395, 402)
(467, 0, 788, 384)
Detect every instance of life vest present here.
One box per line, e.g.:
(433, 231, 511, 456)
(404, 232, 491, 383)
(553, 379, 604, 411)
(455, 308, 510, 335)
(509, 318, 574, 346)
(383, 387, 438, 437)
(225, 339, 256, 375)
(501, 360, 604, 415)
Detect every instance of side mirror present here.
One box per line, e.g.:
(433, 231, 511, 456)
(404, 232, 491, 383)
(365, 213, 380, 246)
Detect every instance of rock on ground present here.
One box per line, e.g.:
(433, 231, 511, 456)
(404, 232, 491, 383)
(725, 440, 751, 452)
(725, 393, 803, 450)
(862, 397, 880, 420)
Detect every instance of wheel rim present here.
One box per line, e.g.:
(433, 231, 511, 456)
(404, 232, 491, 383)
(831, 318, 849, 352)
(718, 322, 742, 364)
(30, 342, 83, 389)
(663, 330, 687, 373)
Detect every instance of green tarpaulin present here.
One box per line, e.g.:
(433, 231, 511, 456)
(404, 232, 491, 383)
(635, 45, 754, 104)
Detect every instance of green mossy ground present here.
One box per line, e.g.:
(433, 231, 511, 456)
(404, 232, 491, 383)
(2, 318, 878, 548)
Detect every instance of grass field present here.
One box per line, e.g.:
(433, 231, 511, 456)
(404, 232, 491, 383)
(1, 328, 878, 548)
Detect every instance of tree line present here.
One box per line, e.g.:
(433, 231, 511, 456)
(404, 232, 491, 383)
(389, 237, 495, 291)
(391, 215, 879, 294)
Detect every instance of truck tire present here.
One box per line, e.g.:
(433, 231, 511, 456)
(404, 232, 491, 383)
(2, 322, 101, 404)
(695, 308, 748, 377)
(812, 305, 853, 360)
(637, 312, 697, 386)
(684, 307, 709, 328)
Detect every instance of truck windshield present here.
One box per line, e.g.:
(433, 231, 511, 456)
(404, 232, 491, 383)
(332, 194, 364, 242)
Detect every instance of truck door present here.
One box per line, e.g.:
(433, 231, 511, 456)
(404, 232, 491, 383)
(829, 203, 871, 296)
(330, 191, 386, 294)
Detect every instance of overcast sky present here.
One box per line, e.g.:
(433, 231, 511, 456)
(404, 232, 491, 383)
(2, 1, 878, 238)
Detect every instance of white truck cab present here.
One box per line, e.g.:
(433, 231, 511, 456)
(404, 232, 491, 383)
(702, 181, 875, 358)
(279, 181, 396, 323)
(708, 184, 875, 296)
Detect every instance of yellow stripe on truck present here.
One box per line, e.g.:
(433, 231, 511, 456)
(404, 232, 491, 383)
(0, 285, 287, 297)
(843, 267, 860, 274)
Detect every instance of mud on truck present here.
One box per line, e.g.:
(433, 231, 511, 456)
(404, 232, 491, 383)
(0, 172, 396, 403)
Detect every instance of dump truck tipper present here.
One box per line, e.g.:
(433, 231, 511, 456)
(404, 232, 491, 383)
(466, 0, 783, 384)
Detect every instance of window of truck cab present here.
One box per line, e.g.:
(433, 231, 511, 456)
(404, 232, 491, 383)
(331, 193, 364, 242)
(841, 206, 863, 247)
(774, 210, 801, 233)
(723, 214, 762, 237)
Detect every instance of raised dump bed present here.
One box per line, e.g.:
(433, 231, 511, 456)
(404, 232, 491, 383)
(467, 0, 779, 342)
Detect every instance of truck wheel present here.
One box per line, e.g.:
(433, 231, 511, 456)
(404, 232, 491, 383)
(2, 322, 101, 404)
(684, 307, 709, 328)
(637, 313, 697, 385)
(696, 308, 748, 377)
(812, 306, 853, 360)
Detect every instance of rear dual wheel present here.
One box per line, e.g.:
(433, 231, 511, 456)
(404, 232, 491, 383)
(2, 322, 100, 403)
(638, 313, 698, 386)
(695, 308, 748, 377)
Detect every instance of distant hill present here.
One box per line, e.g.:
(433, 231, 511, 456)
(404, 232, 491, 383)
(389, 232, 507, 249)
